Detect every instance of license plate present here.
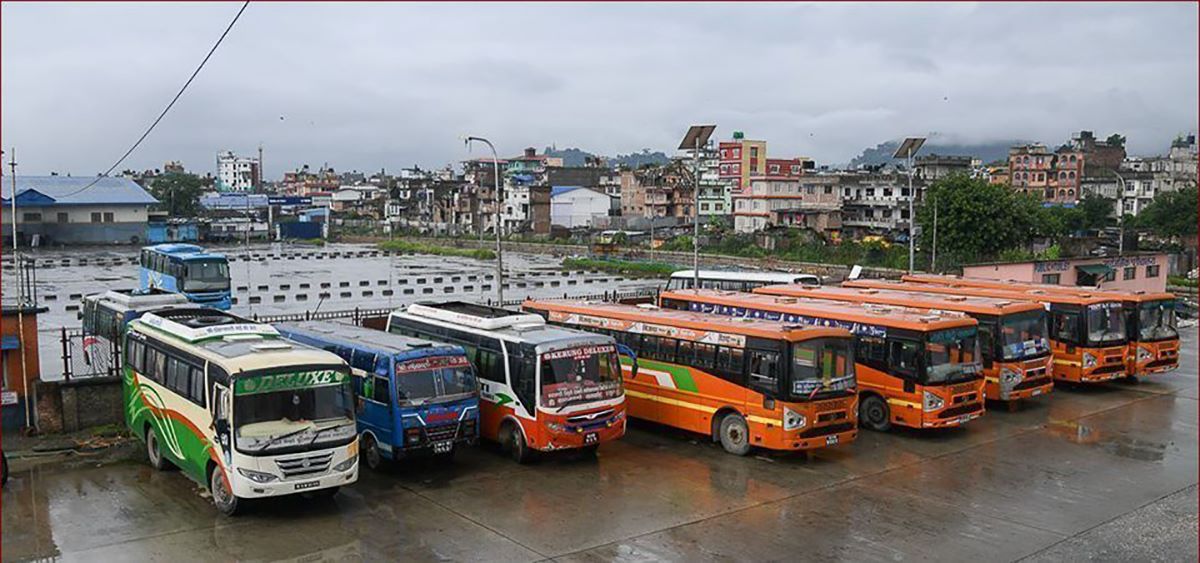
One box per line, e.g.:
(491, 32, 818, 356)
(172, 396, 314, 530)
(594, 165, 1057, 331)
(294, 480, 321, 491)
(1032, 389, 1043, 396)
(584, 432, 598, 445)
(825, 435, 839, 446)
(433, 441, 453, 454)
(957, 415, 974, 425)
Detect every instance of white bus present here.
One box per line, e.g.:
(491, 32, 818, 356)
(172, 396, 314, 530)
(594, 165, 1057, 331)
(666, 270, 822, 292)
(123, 308, 358, 515)
(386, 301, 627, 463)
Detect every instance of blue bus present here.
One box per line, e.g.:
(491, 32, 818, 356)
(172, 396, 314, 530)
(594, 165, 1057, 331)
(138, 244, 232, 310)
(275, 321, 481, 469)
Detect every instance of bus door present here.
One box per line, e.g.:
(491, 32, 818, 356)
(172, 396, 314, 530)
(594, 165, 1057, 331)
(352, 352, 394, 455)
(1049, 304, 1084, 381)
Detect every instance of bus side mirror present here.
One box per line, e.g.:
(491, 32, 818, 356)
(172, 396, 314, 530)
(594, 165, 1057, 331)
(215, 418, 229, 435)
(903, 380, 915, 394)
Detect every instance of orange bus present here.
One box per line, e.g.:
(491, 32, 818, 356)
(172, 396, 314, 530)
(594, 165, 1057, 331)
(522, 299, 858, 456)
(844, 279, 1129, 383)
(754, 284, 1053, 403)
(658, 290, 985, 433)
(901, 274, 1179, 377)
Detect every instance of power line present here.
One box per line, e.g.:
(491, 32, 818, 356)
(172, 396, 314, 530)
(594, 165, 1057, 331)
(50, 1, 251, 199)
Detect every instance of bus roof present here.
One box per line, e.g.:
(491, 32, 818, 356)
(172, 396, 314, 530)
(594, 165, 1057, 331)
(671, 270, 820, 283)
(659, 289, 976, 332)
(391, 301, 611, 349)
(143, 243, 226, 261)
(901, 274, 1175, 303)
(275, 321, 465, 359)
(129, 308, 342, 374)
(754, 284, 1044, 316)
(84, 288, 191, 310)
(844, 279, 1123, 307)
(524, 299, 851, 342)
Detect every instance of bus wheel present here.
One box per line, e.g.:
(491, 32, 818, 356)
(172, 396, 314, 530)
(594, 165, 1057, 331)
(146, 426, 175, 471)
(361, 434, 384, 471)
(718, 413, 751, 456)
(859, 395, 891, 432)
(503, 423, 533, 464)
(209, 468, 242, 516)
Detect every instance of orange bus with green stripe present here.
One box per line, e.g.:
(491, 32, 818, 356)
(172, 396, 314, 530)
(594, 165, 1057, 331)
(523, 299, 858, 456)
(123, 308, 358, 516)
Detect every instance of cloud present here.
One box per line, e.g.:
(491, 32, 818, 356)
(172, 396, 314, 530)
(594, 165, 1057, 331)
(2, 2, 1196, 176)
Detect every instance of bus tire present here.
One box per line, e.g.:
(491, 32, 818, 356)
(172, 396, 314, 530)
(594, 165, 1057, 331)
(718, 413, 752, 456)
(145, 426, 175, 471)
(859, 394, 891, 432)
(579, 445, 599, 459)
(361, 434, 385, 471)
(502, 422, 533, 464)
(209, 466, 242, 516)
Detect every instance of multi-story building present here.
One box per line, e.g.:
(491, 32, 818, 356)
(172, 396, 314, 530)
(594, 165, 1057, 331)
(280, 164, 340, 196)
(732, 175, 842, 236)
(1070, 130, 1126, 169)
(915, 154, 972, 181)
(216, 151, 260, 193)
(676, 144, 731, 219)
(839, 172, 920, 240)
(718, 133, 767, 194)
(1008, 144, 1083, 204)
(621, 160, 694, 221)
(506, 147, 563, 185)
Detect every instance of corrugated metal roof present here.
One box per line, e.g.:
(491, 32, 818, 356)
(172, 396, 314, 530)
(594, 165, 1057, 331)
(550, 185, 584, 198)
(0, 175, 158, 206)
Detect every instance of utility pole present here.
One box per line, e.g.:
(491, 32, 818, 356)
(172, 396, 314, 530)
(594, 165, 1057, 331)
(8, 149, 33, 429)
(465, 136, 504, 304)
(930, 197, 938, 272)
(893, 137, 926, 274)
(679, 125, 715, 289)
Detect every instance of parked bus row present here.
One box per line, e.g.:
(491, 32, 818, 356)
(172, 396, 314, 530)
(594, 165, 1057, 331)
(100, 267, 1178, 516)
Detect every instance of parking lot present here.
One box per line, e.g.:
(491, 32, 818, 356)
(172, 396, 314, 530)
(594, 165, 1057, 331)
(2, 328, 1196, 562)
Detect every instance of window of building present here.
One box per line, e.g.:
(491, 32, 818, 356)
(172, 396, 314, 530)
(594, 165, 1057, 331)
(1070, 155, 1077, 163)
(1068, 171, 1076, 179)
(769, 164, 780, 174)
(91, 212, 102, 223)
(22, 212, 42, 222)
(1123, 266, 1136, 280)
(1041, 273, 1061, 284)
(57, 212, 68, 223)
(1146, 264, 1160, 278)
(824, 186, 833, 194)
(1104, 269, 1116, 282)
(790, 165, 800, 174)
(1068, 189, 1075, 198)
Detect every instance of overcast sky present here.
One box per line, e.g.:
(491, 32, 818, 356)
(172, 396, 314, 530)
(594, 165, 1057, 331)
(2, 2, 1196, 178)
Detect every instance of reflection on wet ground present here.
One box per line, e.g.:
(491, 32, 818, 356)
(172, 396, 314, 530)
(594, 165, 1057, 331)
(2, 332, 1195, 561)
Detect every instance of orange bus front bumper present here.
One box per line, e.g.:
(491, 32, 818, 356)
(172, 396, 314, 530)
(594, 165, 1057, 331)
(1131, 341, 1180, 376)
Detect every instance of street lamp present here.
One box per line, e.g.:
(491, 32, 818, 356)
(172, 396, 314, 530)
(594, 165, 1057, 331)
(893, 137, 926, 273)
(1108, 169, 1127, 256)
(678, 125, 716, 291)
(465, 136, 504, 304)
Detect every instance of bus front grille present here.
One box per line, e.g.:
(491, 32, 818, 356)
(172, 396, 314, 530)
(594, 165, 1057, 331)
(1090, 363, 1125, 376)
(276, 452, 333, 478)
(426, 423, 459, 442)
(936, 401, 983, 419)
(1013, 375, 1052, 391)
(800, 422, 854, 438)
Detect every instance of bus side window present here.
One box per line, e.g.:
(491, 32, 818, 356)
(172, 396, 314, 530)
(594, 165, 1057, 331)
(125, 339, 142, 371)
(372, 376, 391, 405)
(888, 339, 920, 378)
(512, 353, 536, 410)
(855, 336, 887, 371)
(350, 350, 376, 373)
(694, 343, 716, 369)
(189, 366, 206, 407)
(748, 350, 780, 395)
(978, 323, 996, 368)
(717, 346, 745, 379)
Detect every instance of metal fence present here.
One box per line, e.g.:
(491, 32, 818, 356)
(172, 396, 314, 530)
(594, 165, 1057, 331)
(59, 327, 122, 381)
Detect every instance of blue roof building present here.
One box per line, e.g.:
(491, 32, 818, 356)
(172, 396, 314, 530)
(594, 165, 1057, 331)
(1, 175, 159, 245)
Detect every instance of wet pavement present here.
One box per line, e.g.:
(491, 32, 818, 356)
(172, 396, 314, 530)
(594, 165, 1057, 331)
(3, 328, 1196, 562)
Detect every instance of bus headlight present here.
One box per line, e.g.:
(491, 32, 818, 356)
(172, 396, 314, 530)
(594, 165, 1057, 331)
(333, 457, 357, 472)
(237, 468, 278, 483)
(783, 407, 806, 431)
(1137, 347, 1153, 361)
(546, 422, 569, 433)
(1083, 353, 1097, 369)
(999, 367, 1022, 385)
(922, 391, 944, 412)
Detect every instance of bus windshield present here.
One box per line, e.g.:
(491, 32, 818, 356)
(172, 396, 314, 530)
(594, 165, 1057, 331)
(924, 327, 980, 384)
(233, 368, 355, 454)
(394, 355, 478, 404)
(182, 260, 230, 292)
(999, 310, 1050, 360)
(789, 338, 856, 400)
(1086, 303, 1127, 346)
(1137, 300, 1178, 342)
(539, 344, 623, 410)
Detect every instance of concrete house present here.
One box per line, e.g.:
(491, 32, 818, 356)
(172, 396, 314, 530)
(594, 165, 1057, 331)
(550, 186, 611, 229)
(1, 176, 158, 245)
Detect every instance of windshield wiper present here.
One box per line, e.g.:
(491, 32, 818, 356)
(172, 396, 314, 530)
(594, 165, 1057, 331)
(307, 420, 352, 446)
(247, 424, 313, 452)
(554, 395, 599, 413)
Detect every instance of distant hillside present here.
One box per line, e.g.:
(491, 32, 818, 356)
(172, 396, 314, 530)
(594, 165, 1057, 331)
(544, 147, 670, 169)
(848, 139, 1026, 168)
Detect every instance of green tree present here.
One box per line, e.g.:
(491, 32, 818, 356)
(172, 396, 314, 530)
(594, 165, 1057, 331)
(1134, 185, 1198, 240)
(1077, 194, 1115, 231)
(918, 174, 1040, 269)
(148, 172, 205, 217)
(1105, 133, 1126, 147)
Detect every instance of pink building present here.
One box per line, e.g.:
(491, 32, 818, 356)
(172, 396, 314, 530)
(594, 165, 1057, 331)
(962, 252, 1169, 293)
